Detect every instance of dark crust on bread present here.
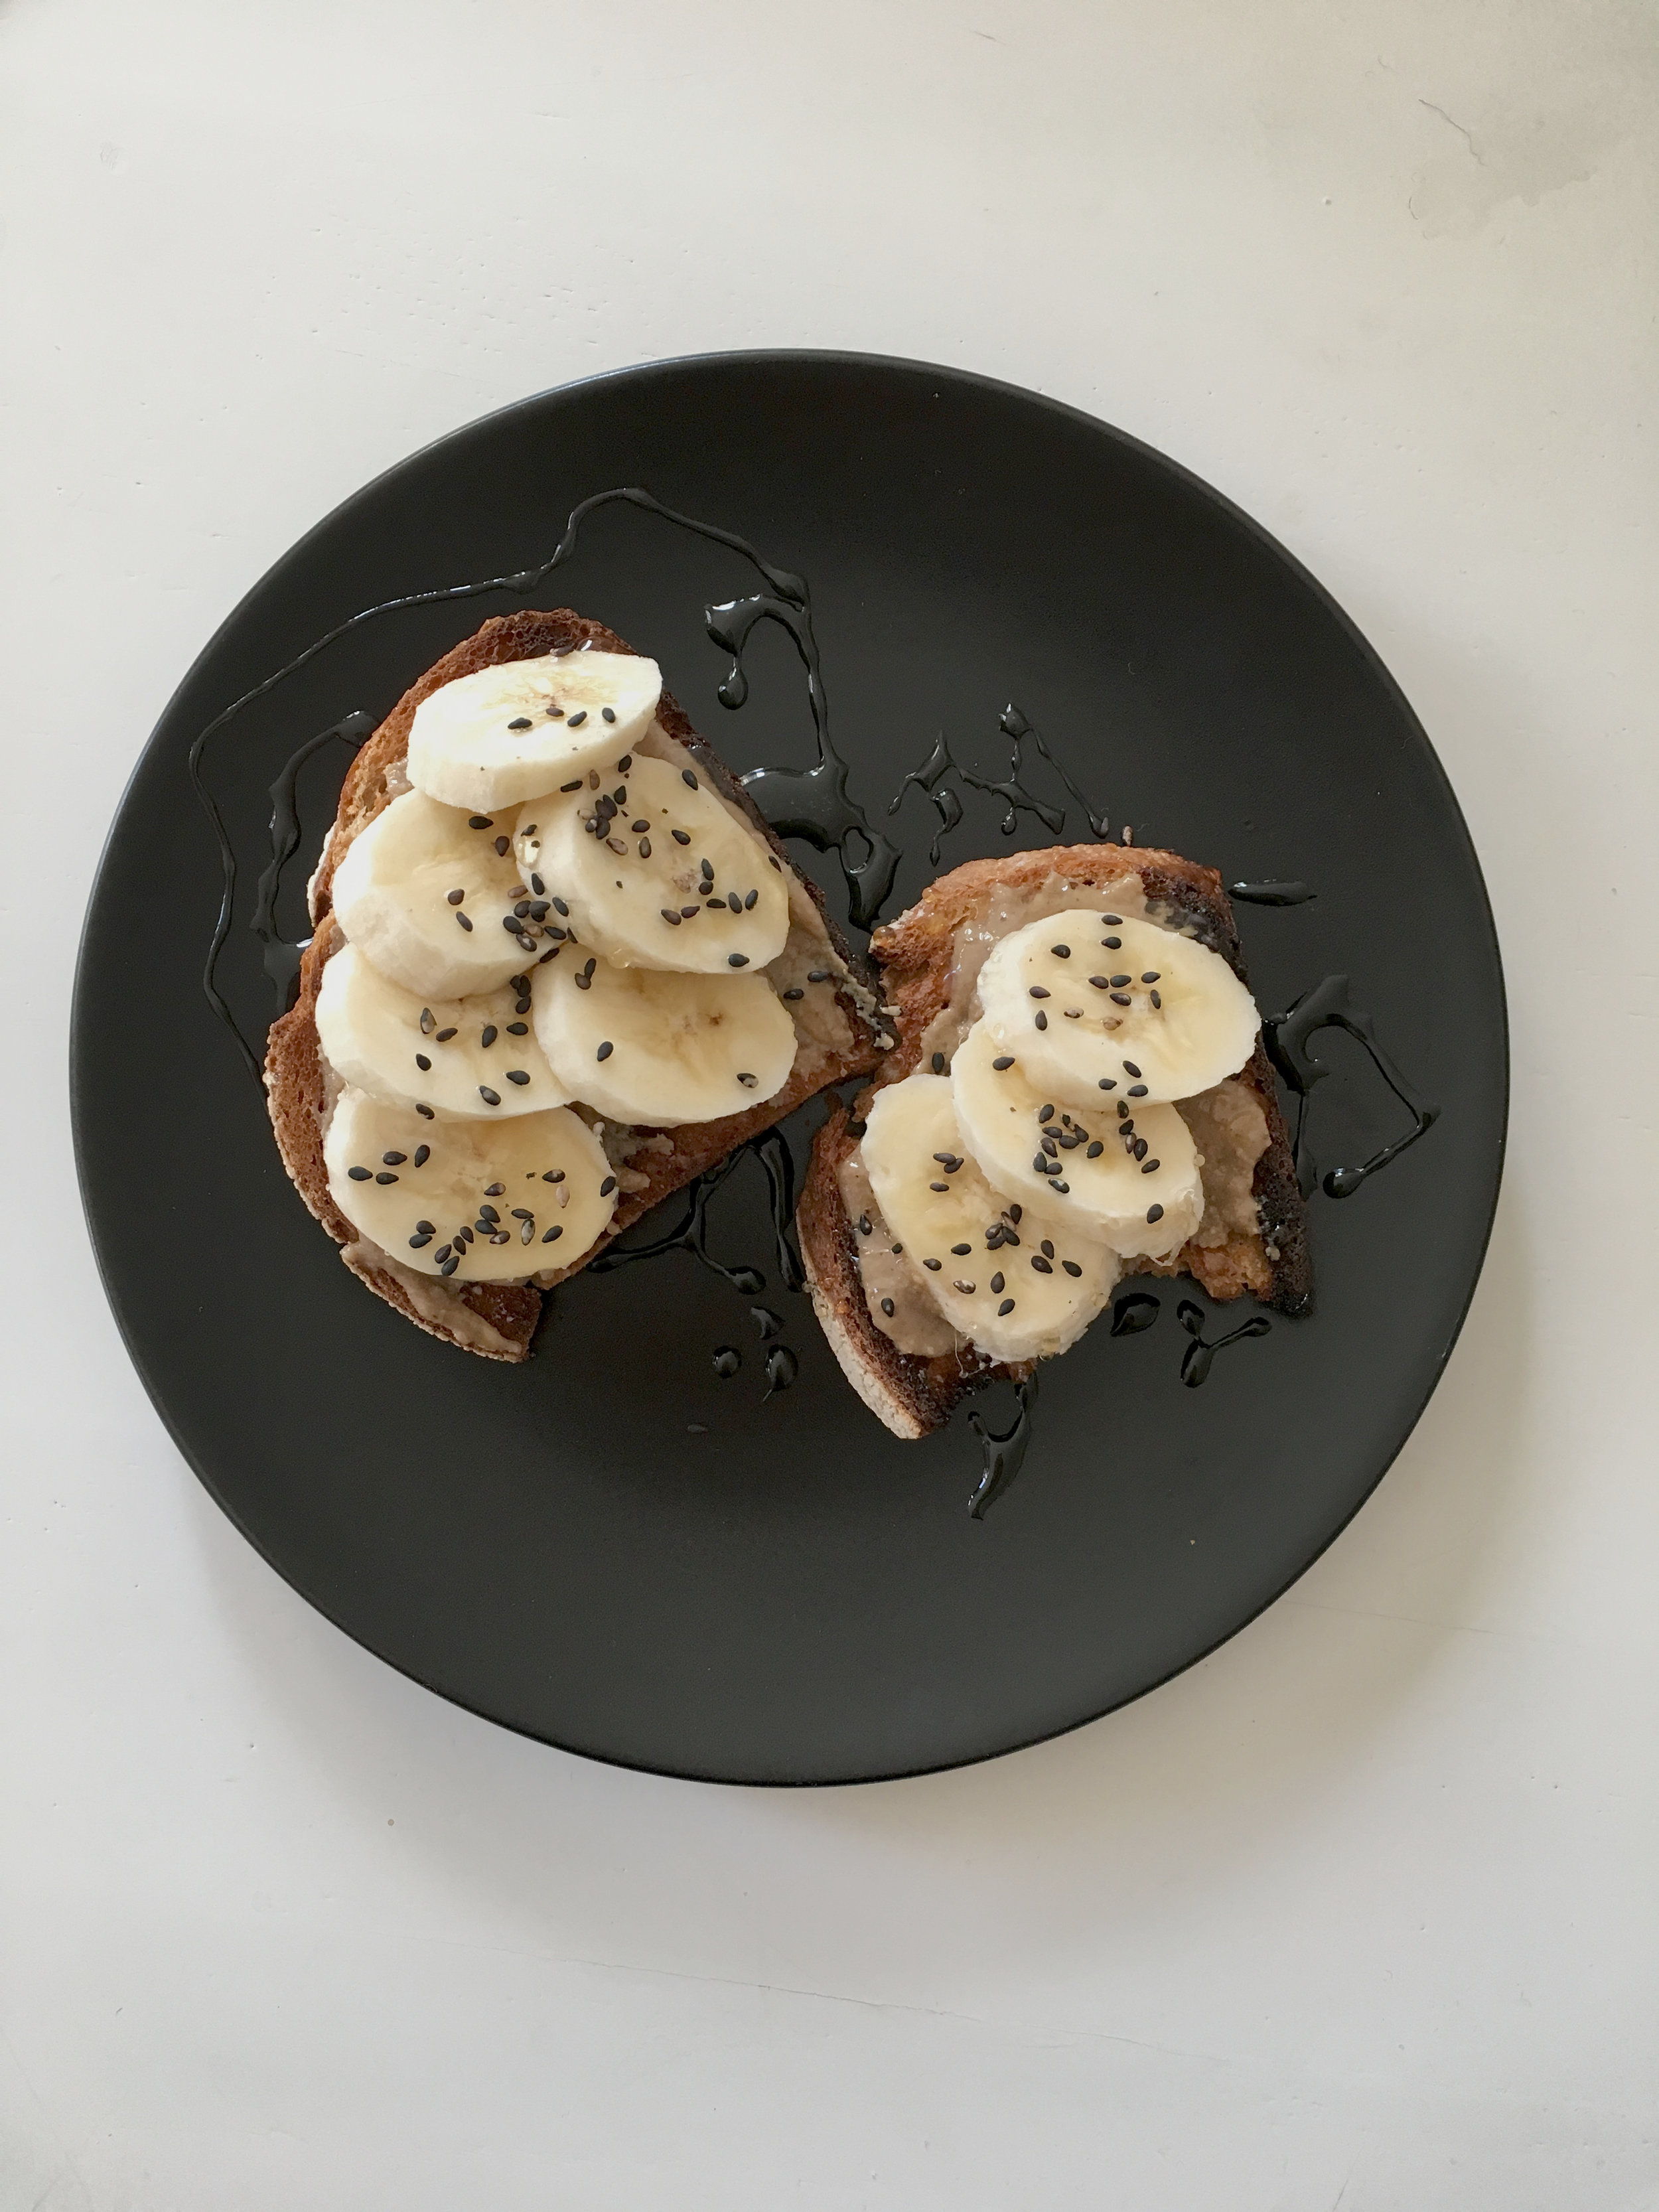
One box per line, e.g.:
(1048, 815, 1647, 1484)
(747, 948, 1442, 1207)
(265, 609, 881, 1359)
(800, 844, 1311, 1437)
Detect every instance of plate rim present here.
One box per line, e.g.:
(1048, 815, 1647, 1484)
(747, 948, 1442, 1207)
(70, 346, 1510, 1787)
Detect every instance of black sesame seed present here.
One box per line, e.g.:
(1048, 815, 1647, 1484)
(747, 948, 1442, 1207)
(1031, 1155, 1049, 1175)
(1147, 1204, 1164, 1222)
(618, 755, 632, 771)
(1141, 972, 1161, 984)
(1102, 935, 1121, 949)
(439, 1256, 459, 1276)
(1062, 1260, 1083, 1278)
(683, 769, 699, 788)
(347, 1165, 372, 1181)
(1090, 976, 1110, 990)
(447, 888, 465, 906)
(781, 986, 803, 1000)
(725, 891, 741, 914)
(507, 715, 533, 730)
(560, 778, 583, 792)
(680, 905, 699, 919)
(737, 1071, 760, 1088)
(478, 1086, 500, 1105)
(602, 706, 617, 723)
(931, 1180, 950, 1193)
(506, 1021, 529, 1036)
(922, 1258, 942, 1272)
(567, 709, 587, 727)
(374, 1171, 397, 1185)
(413, 1146, 430, 1167)
(1008, 1204, 1023, 1222)
(1101, 915, 1121, 924)
(494, 836, 510, 856)
(1051, 944, 1070, 958)
(992, 1055, 1015, 1072)
(506, 1070, 531, 1085)
(1035, 1011, 1048, 1030)
(880, 1297, 896, 1317)
(1029, 985, 1050, 999)
(1052, 1180, 1070, 1193)
(1110, 992, 1131, 1006)
(1037, 1103, 1054, 1124)
(1098, 1078, 1117, 1091)
(1086, 1140, 1104, 1159)
(808, 970, 830, 984)
(951, 1242, 972, 1256)
(415, 1053, 431, 1071)
(1151, 990, 1162, 1008)
(541, 1225, 563, 1242)
(858, 1213, 873, 1236)
(1041, 1239, 1054, 1258)
(455, 1226, 473, 1244)
(671, 828, 691, 846)
(1133, 1137, 1148, 1161)
(997, 1297, 1016, 1316)
(455, 911, 473, 932)
(416, 1103, 435, 1119)
(596, 1041, 613, 1061)
(478, 1203, 500, 1222)
(744, 889, 758, 910)
(599, 1175, 618, 1197)
(468, 815, 493, 829)
(700, 858, 714, 879)
(660, 908, 682, 926)
(1128, 1083, 1149, 1097)
(930, 1052, 946, 1074)
(1031, 1255, 1053, 1274)
(480, 1024, 498, 1047)
(574, 972, 591, 990)
(1141, 1158, 1161, 1173)
(1123, 1061, 1142, 1077)
(510, 1207, 533, 1220)
(382, 1151, 407, 1165)
(436, 1027, 458, 1043)
(631, 818, 649, 833)
(728, 952, 749, 967)
(990, 1272, 1005, 1294)
(543, 1169, 565, 1183)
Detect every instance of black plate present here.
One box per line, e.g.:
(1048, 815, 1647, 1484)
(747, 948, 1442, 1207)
(72, 352, 1506, 1785)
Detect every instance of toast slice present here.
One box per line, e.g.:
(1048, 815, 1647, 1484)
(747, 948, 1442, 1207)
(798, 845, 1311, 1438)
(265, 608, 885, 1361)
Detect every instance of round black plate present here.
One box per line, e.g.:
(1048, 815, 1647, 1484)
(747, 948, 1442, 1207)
(72, 353, 1506, 1785)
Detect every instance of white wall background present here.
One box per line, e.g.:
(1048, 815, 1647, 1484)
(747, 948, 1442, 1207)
(3, 2, 1655, 2205)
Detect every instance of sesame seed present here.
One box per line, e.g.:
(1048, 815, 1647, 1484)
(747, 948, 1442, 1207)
(737, 1072, 758, 1087)
(596, 1041, 613, 1061)
(1029, 985, 1050, 999)
(507, 716, 533, 730)
(661, 907, 682, 925)
(375, 1171, 397, 1185)
(455, 911, 473, 932)
(607, 838, 627, 855)
(1133, 1137, 1148, 1161)
(1151, 990, 1161, 1008)
(567, 709, 587, 727)
(700, 858, 714, 879)
(930, 1052, 946, 1073)
(1086, 1141, 1104, 1159)
(680, 905, 699, 919)
(468, 815, 494, 829)
(1123, 1061, 1141, 1077)
(1098, 1077, 1116, 1090)
(1008, 1204, 1022, 1222)
(723, 891, 740, 914)
(858, 1213, 873, 1236)
(782, 986, 803, 1000)
(1041, 1239, 1054, 1258)
(744, 889, 758, 911)
(1090, 976, 1110, 990)
(1102, 935, 1121, 948)
(1052, 943, 1072, 958)
(506, 1021, 529, 1035)
(1037, 1103, 1054, 1124)
(1052, 1181, 1069, 1193)
(990, 1272, 1005, 1294)
(951, 1242, 971, 1256)
(435, 1026, 457, 1042)
(891, 1242, 903, 1254)
(1062, 1260, 1082, 1278)
(415, 1053, 431, 1071)
(480, 1023, 498, 1046)
(1141, 971, 1161, 984)
(439, 1256, 459, 1276)
(543, 1169, 565, 1183)
(599, 1175, 617, 1197)
(672, 828, 691, 846)
(478, 1086, 500, 1105)
(1031, 1255, 1053, 1274)
(1147, 1203, 1164, 1222)
(587, 771, 599, 789)
(541, 1224, 563, 1242)
(494, 836, 510, 856)
(455, 1226, 473, 1244)
(574, 972, 591, 990)
(930, 1180, 950, 1192)
(446, 888, 465, 906)
(992, 1055, 1015, 1072)
(880, 1297, 896, 1317)
(382, 1151, 407, 1165)
(807, 970, 830, 984)
(490, 1230, 510, 1244)
(728, 952, 749, 967)
(997, 1297, 1016, 1316)
(1034, 1011, 1048, 1029)
(478, 1203, 500, 1221)
(416, 1103, 435, 1119)
(347, 1165, 372, 1181)
(1031, 1155, 1049, 1175)
(1110, 992, 1131, 1005)
(618, 755, 632, 771)
(683, 769, 699, 788)
(631, 818, 649, 832)
(1101, 915, 1121, 925)
(922, 1258, 942, 1272)
(602, 706, 616, 723)
(1110, 974, 1131, 988)
(560, 778, 583, 792)
(506, 1070, 531, 1085)
(952, 1280, 975, 1294)
(1141, 1158, 1161, 1173)
(1128, 1084, 1149, 1097)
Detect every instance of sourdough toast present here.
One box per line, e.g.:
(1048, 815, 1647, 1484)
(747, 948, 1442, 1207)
(799, 845, 1310, 1437)
(265, 609, 884, 1361)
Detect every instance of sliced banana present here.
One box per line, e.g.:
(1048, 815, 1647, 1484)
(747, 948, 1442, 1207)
(533, 953, 797, 1127)
(330, 790, 532, 999)
(315, 943, 570, 1120)
(951, 1018, 1202, 1258)
(516, 753, 790, 973)
(859, 1072, 1118, 1363)
(324, 1087, 615, 1282)
(975, 907, 1260, 1108)
(405, 652, 660, 812)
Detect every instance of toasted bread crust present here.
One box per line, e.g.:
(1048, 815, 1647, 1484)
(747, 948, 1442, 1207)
(265, 609, 881, 1359)
(800, 845, 1311, 1436)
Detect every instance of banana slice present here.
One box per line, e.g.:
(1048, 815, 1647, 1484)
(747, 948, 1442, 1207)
(516, 754, 790, 973)
(951, 1019, 1202, 1258)
(315, 943, 570, 1120)
(975, 907, 1260, 1108)
(330, 790, 532, 999)
(860, 1072, 1118, 1362)
(405, 652, 661, 812)
(324, 1087, 615, 1282)
(533, 953, 797, 1127)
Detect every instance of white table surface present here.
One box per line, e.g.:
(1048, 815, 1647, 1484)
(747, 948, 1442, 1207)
(4, 2, 1655, 2205)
